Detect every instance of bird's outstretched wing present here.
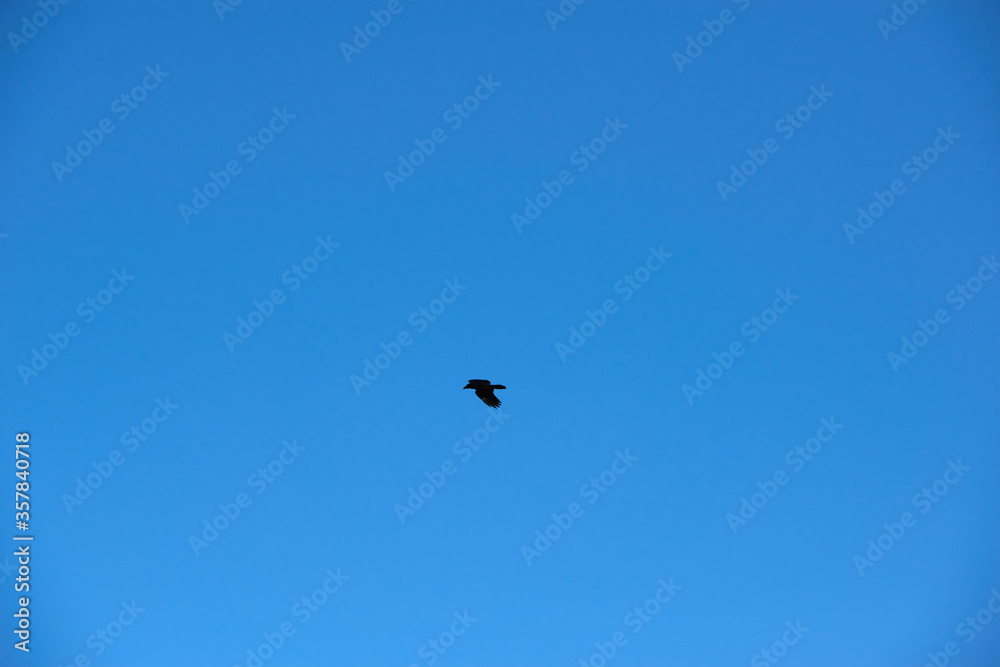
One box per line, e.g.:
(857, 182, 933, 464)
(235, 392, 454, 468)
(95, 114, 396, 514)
(475, 387, 501, 408)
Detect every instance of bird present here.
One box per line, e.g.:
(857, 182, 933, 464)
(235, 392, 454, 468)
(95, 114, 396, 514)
(464, 379, 505, 408)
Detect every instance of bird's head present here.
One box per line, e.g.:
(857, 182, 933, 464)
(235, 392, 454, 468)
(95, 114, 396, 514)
(463, 382, 474, 389)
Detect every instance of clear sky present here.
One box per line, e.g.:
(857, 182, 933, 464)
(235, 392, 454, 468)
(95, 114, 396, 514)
(2, 1, 999, 665)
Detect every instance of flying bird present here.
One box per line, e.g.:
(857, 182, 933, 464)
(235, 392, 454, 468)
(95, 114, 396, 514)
(464, 379, 505, 408)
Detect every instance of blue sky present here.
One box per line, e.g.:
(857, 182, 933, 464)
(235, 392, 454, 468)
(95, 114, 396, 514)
(2, 1, 999, 665)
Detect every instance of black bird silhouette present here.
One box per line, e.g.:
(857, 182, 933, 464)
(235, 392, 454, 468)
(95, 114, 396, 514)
(464, 379, 505, 408)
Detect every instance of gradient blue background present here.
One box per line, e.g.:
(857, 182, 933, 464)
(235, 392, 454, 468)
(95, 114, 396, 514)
(2, 1, 999, 665)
